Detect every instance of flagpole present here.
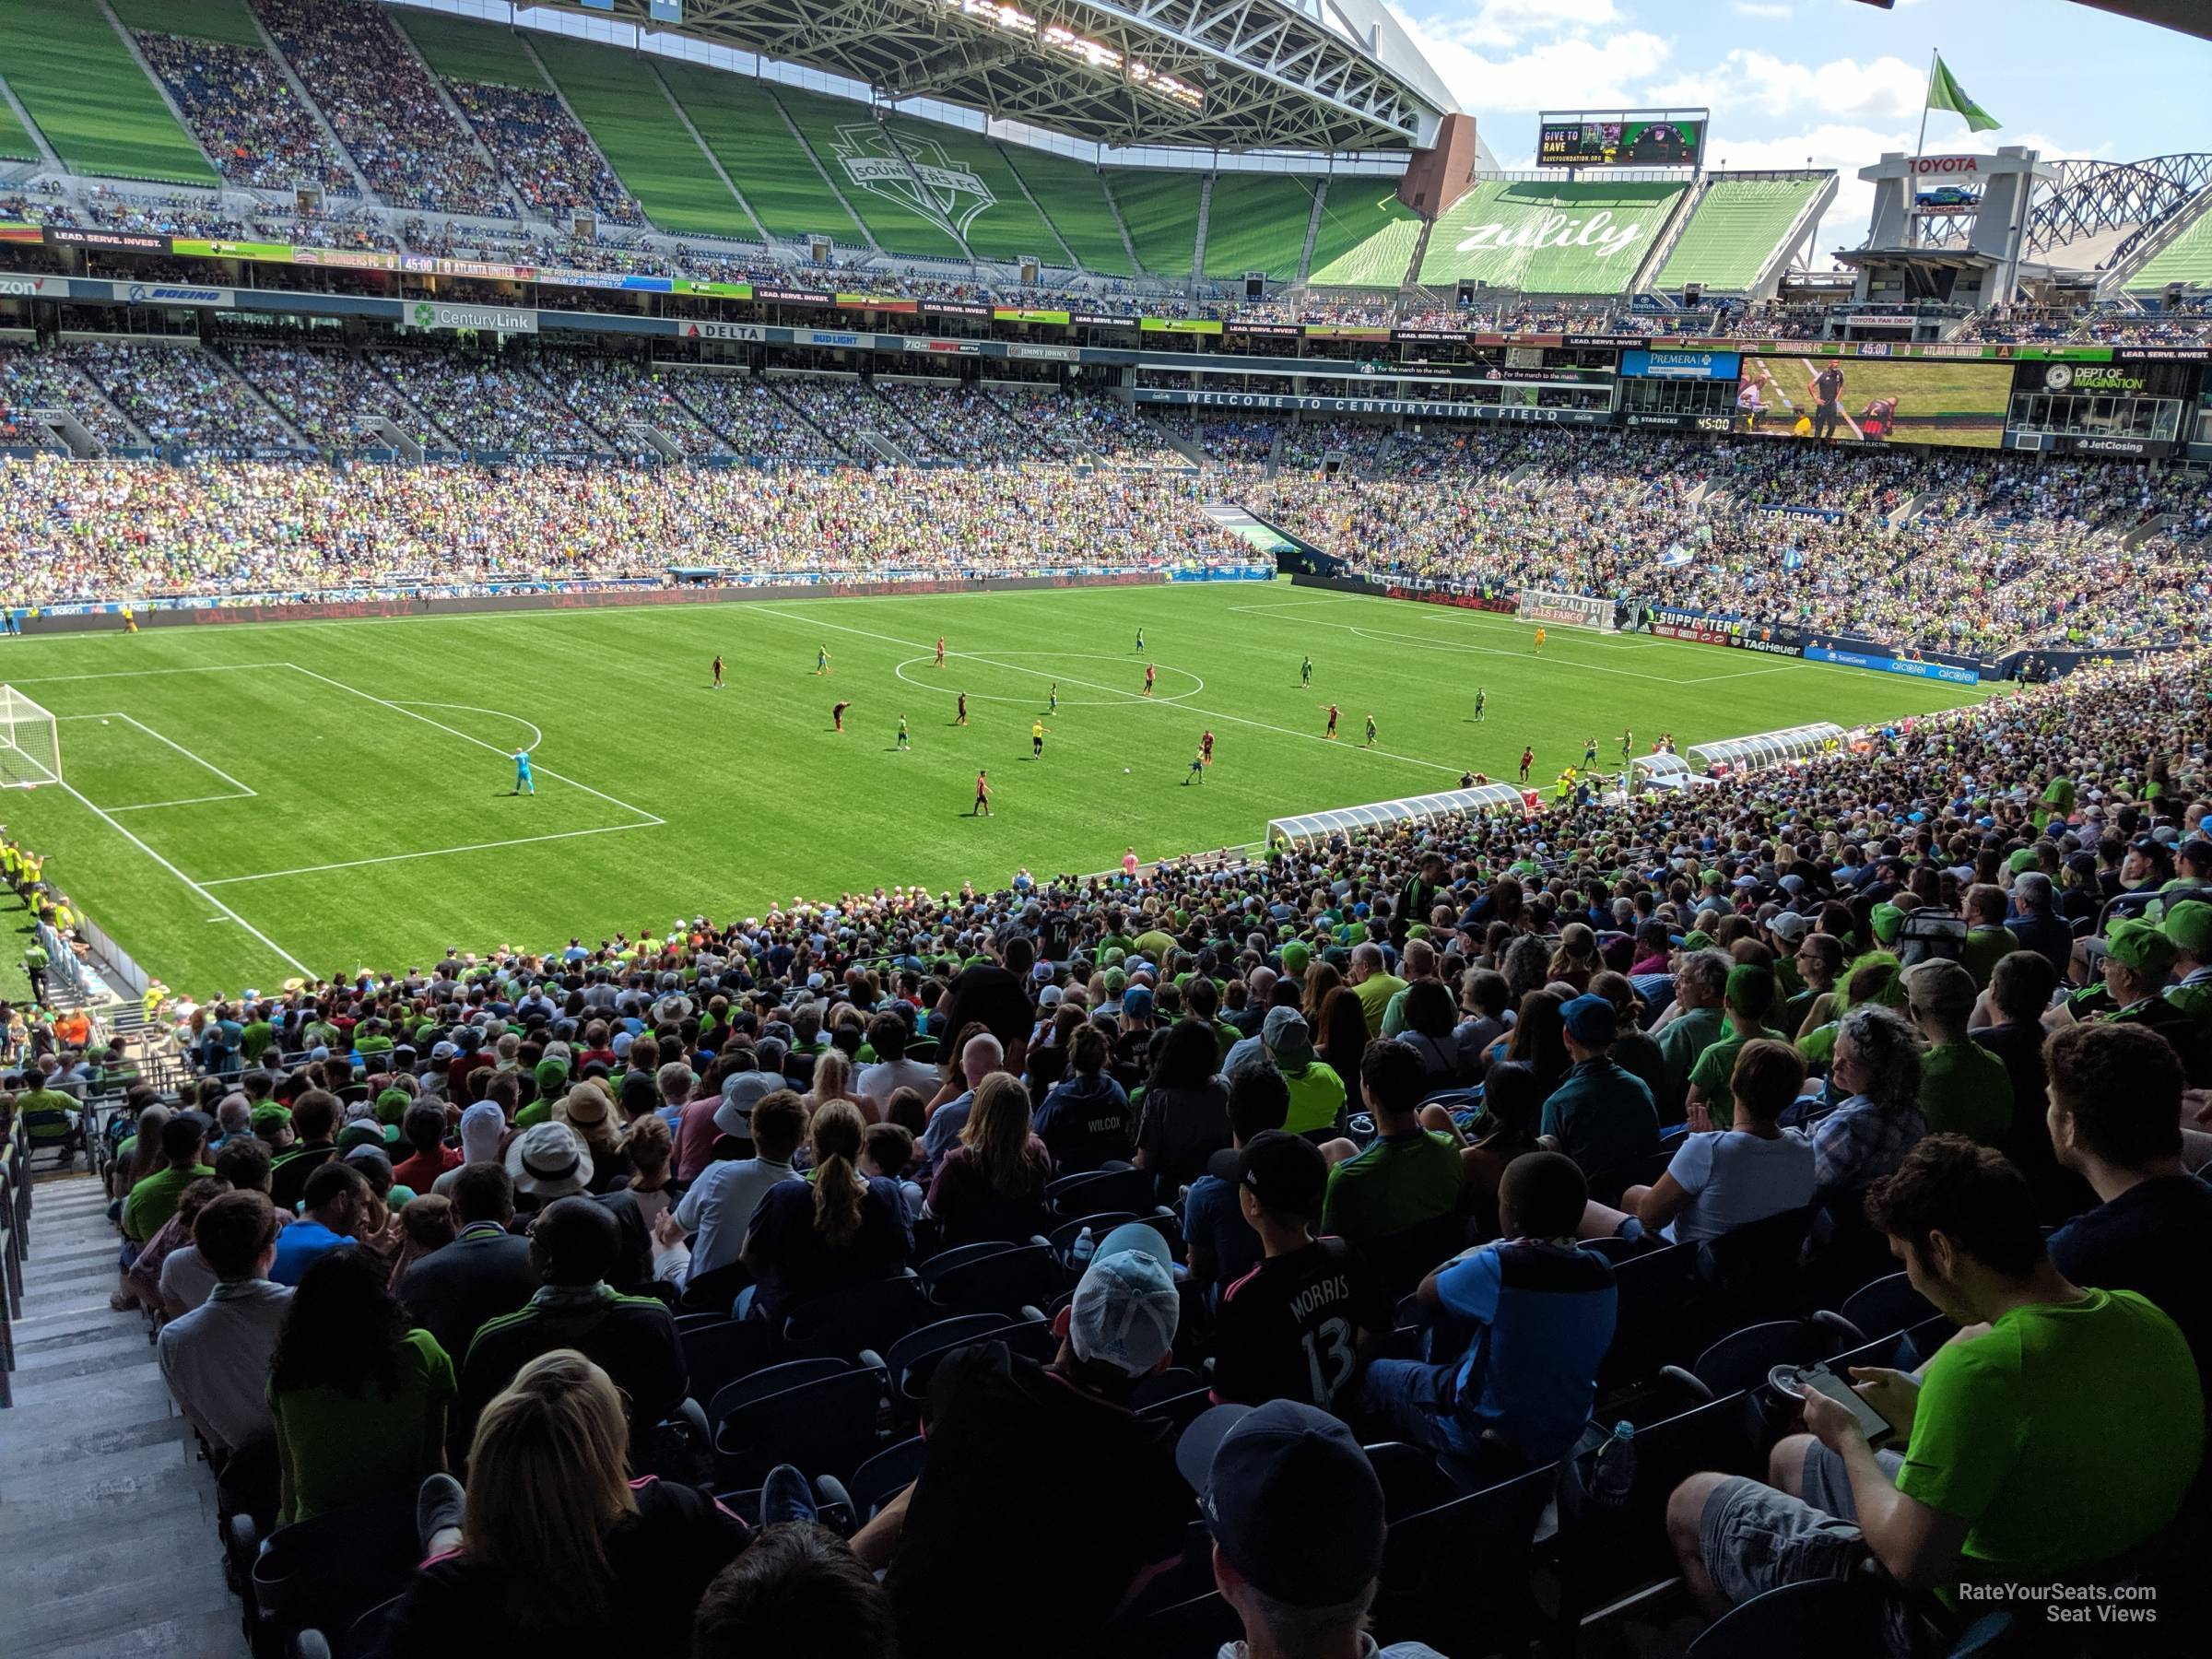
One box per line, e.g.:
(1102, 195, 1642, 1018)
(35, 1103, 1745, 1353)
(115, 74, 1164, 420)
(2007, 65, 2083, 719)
(1911, 48, 1936, 247)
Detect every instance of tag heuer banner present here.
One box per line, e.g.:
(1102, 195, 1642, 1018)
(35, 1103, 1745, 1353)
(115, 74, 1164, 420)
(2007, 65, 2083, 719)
(406, 300, 538, 335)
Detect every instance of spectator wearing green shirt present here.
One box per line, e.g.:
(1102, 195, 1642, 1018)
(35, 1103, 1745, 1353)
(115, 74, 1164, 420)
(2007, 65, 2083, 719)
(1684, 965, 1778, 1132)
(1347, 944, 1406, 1039)
(1378, 937, 1441, 1038)
(1904, 959, 2012, 1149)
(1322, 1041, 1465, 1246)
(124, 1112, 217, 1243)
(1259, 1007, 1347, 1139)
(1539, 994, 1659, 1186)
(1668, 1135, 2202, 1623)
(1652, 950, 1730, 1124)
(1958, 886, 2020, 991)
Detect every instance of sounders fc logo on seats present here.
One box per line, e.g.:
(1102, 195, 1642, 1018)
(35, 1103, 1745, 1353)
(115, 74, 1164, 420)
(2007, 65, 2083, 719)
(830, 124, 995, 243)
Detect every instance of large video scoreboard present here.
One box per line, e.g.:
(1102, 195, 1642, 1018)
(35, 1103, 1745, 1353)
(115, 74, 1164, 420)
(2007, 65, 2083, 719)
(1537, 111, 1708, 169)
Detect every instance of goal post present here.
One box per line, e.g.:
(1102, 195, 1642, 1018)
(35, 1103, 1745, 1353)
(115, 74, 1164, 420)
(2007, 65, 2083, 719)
(1515, 589, 1618, 633)
(0, 686, 62, 789)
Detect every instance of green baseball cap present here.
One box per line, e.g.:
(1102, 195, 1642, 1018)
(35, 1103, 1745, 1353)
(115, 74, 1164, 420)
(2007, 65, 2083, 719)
(375, 1087, 412, 1124)
(1681, 930, 1712, 952)
(2165, 900, 2212, 958)
(1870, 902, 1905, 946)
(1724, 963, 1774, 1018)
(250, 1103, 292, 1133)
(2106, 919, 2177, 978)
(1279, 941, 1312, 975)
(2007, 848, 2040, 875)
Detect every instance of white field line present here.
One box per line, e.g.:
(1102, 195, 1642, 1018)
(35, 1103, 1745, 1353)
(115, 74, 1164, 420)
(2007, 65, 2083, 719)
(57, 712, 259, 804)
(750, 602, 1469, 780)
(57, 782, 312, 975)
(6, 663, 291, 684)
(1227, 600, 1723, 685)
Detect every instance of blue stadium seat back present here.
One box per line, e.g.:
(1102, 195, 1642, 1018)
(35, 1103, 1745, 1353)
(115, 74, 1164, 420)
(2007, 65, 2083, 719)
(1135, 1385, 1214, 1432)
(680, 1317, 780, 1403)
(1597, 1241, 1701, 1393)
(1893, 1312, 1959, 1371)
(1046, 1210, 1143, 1267)
(711, 1360, 889, 1488)
(1046, 1166, 1155, 1219)
(779, 1273, 929, 1360)
(884, 1312, 1018, 1381)
(1838, 1271, 1936, 1342)
(895, 1320, 1054, 1413)
(1360, 1440, 1465, 1523)
(1686, 1575, 1888, 1659)
(1112, 1519, 1217, 1622)
(1694, 1206, 1814, 1315)
(1554, 1389, 1760, 1617)
(703, 1356, 846, 1427)
(850, 1434, 926, 1520)
(924, 1242, 1064, 1315)
(1372, 1461, 1554, 1654)
(1578, 1234, 1642, 1264)
(1133, 1589, 1242, 1659)
(1690, 1318, 1843, 1399)
(1130, 1367, 1204, 1411)
(1360, 1209, 1475, 1300)
(250, 1488, 419, 1642)
(912, 1238, 1022, 1286)
(339, 1594, 407, 1659)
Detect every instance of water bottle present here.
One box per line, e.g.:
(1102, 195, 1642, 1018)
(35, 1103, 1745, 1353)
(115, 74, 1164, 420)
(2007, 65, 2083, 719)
(1068, 1226, 1097, 1269)
(1590, 1420, 1637, 1510)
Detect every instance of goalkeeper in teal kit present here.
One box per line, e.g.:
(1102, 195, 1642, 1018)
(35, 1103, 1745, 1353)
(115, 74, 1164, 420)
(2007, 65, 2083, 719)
(512, 748, 535, 796)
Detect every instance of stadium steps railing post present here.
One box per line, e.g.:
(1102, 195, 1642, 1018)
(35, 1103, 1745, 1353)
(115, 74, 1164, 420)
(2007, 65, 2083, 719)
(1189, 173, 1214, 294)
(993, 139, 1081, 273)
(1100, 164, 1145, 277)
(1630, 176, 1704, 298)
(764, 86, 882, 257)
(1750, 175, 1841, 302)
(0, 74, 59, 171)
(92, 0, 225, 183)
(214, 344, 310, 451)
(387, 14, 528, 221)
(1296, 177, 1326, 284)
(238, 0, 377, 203)
(518, 31, 657, 236)
(650, 60, 771, 248)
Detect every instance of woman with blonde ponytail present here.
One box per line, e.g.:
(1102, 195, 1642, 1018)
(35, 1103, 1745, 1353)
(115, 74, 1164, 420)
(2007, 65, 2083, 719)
(382, 1349, 746, 1650)
(738, 1098, 912, 1323)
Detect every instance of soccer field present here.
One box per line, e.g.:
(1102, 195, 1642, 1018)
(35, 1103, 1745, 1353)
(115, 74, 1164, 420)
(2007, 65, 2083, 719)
(0, 582, 1995, 999)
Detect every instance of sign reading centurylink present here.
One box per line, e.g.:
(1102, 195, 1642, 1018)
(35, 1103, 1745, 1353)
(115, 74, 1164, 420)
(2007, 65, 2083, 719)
(405, 300, 538, 335)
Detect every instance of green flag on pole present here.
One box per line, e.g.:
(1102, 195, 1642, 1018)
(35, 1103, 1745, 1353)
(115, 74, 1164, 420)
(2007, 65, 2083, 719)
(1926, 53, 2000, 133)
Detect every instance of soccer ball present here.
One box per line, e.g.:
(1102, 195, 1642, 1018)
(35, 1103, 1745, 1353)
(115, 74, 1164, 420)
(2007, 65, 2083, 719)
(1124, 767, 1131, 773)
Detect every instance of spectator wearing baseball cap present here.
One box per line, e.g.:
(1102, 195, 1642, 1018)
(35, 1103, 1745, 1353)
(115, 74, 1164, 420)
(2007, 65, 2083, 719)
(1903, 959, 2013, 1150)
(1260, 1006, 1347, 1139)
(1540, 994, 1660, 1185)
(862, 1222, 1188, 1658)
(1358, 1151, 1614, 1477)
(2062, 919, 2209, 1085)
(1682, 965, 1778, 1132)
(1176, 1398, 1446, 1659)
(2161, 899, 2212, 1030)
(1210, 1131, 1393, 1412)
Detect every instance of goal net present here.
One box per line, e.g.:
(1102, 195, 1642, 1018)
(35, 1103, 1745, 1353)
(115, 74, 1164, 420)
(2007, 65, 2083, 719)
(0, 686, 62, 789)
(1515, 589, 1618, 633)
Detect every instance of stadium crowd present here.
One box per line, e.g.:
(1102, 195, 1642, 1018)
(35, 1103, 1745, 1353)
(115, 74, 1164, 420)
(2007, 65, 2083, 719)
(19, 644, 2207, 1657)
(253, 0, 515, 219)
(1253, 424, 2208, 656)
(131, 32, 359, 199)
(444, 80, 643, 228)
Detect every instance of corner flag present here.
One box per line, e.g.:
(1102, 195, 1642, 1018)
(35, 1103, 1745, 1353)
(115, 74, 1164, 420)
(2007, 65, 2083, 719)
(1926, 53, 1999, 133)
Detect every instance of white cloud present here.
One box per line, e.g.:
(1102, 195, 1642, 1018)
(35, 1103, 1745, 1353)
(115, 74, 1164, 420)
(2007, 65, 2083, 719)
(1395, 13, 1674, 113)
(1645, 50, 1927, 121)
(1731, 2, 1793, 18)
(1399, 1, 1627, 52)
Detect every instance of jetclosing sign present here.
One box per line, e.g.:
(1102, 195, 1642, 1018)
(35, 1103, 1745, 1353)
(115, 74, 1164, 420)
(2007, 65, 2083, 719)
(1621, 347, 1739, 381)
(405, 300, 538, 335)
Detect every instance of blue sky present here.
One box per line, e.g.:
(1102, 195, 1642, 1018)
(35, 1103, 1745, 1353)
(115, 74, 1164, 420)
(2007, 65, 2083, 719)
(1383, 0, 2212, 262)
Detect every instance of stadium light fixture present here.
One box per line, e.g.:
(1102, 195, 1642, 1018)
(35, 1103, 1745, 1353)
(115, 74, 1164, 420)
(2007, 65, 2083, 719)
(936, 0, 1204, 110)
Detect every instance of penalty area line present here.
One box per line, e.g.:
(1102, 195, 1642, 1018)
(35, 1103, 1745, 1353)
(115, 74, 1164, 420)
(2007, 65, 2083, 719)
(202, 821, 661, 887)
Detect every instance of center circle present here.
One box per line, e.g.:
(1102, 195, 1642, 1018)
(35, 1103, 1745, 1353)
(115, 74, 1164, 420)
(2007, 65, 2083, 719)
(890, 652, 1205, 707)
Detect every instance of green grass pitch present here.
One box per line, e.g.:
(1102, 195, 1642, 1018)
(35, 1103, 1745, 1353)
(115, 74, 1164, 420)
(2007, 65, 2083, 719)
(0, 582, 1994, 1001)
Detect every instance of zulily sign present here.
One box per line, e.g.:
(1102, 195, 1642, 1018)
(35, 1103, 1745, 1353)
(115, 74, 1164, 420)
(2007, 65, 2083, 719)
(1451, 208, 1651, 262)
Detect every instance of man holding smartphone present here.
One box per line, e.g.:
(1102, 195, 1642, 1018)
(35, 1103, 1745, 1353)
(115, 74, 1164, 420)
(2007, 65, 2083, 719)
(1665, 1135, 2201, 1641)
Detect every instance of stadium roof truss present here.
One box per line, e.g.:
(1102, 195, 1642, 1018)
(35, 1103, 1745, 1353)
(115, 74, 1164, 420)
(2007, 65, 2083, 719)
(544, 0, 1453, 151)
(1919, 154, 2212, 261)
